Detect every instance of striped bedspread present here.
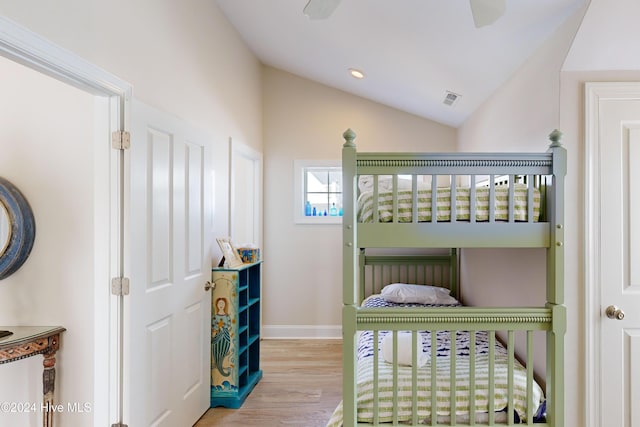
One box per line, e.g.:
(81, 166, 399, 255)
(357, 184, 540, 223)
(325, 297, 545, 426)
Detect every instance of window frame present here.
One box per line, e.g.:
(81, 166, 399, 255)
(293, 159, 342, 224)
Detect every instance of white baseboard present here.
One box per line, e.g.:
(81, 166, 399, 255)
(262, 325, 342, 339)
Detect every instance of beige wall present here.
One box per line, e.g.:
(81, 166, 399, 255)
(262, 66, 456, 337)
(563, 0, 640, 71)
(0, 0, 262, 151)
(0, 1, 262, 426)
(457, 4, 586, 387)
(457, 5, 586, 423)
(456, 0, 640, 424)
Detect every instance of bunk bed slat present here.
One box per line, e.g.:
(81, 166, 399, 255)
(373, 330, 379, 425)
(527, 331, 534, 425)
(450, 330, 457, 425)
(431, 174, 437, 223)
(527, 174, 535, 223)
(508, 331, 515, 425)
(373, 177, 380, 223)
(488, 331, 496, 425)
(470, 175, 477, 224)
(412, 175, 419, 223)
(508, 174, 515, 223)
(431, 331, 437, 426)
(489, 175, 496, 223)
(411, 331, 419, 425)
(392, 175, 399, 224)
(450, 179, 457, 223)
(469, 332, 477, 426)
(392, 330, 399, 424)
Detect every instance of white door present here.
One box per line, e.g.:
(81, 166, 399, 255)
(587, 84, 640, 427)
(125, 100, 213, 426)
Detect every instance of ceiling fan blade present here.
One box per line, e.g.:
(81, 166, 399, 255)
(469, 0, 506, 28)
(303, 0, 342, 20)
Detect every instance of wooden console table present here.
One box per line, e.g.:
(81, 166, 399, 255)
(0, 326, 65, 427)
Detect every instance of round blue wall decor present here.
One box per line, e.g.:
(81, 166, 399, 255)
(0, 177, 36, 280)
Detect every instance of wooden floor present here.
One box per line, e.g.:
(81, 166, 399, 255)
(194, 339, 342, 427)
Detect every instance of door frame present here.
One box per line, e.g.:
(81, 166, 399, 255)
(584, 81, 640, 427)
(0, 16, 132, 426)
(229, 137, 263, 249)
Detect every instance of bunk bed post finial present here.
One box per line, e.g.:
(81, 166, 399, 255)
(343, 128, 356, 147)
(548, 128, 563, 148)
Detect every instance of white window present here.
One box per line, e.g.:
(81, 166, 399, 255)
(294, 160, 342, 224)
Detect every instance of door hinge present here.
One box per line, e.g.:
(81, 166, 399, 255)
(111, 277, 130, 296)
(111, 130, 131, 150)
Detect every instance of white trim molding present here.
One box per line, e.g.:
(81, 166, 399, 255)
(584, 81, 640, 427)
(0, 16, 131, 99)
(262, 324, 342, 339)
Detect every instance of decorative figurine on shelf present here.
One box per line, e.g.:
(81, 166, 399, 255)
(211, 297, 232, 377)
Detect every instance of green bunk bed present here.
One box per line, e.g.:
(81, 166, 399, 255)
(327, 129, 566, 427)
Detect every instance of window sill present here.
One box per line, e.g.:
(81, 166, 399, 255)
(295, 216, 342, 225)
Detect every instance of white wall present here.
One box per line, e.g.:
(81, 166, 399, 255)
(262, 66, 457, 337)
(0, 1, 262, 426)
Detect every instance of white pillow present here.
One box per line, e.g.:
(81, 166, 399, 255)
(358, 175, 413, 193)
(381, 331, 429, 367)
(381, 283, 458, 305)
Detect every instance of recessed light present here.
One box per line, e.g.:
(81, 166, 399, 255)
(349, 68, 365, 79)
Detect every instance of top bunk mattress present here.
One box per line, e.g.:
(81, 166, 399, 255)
(357, 183, 540, 223)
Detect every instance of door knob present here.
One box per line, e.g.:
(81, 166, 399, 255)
(204, 281, 214, 292)
(606, 305, 625, 320)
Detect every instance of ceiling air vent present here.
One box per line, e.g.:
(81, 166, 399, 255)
(443, 91, 461, 106)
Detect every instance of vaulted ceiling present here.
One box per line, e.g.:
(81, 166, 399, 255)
(217, 0, 585, 127)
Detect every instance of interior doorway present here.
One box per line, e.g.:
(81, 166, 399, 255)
(0, 16, 131, 426)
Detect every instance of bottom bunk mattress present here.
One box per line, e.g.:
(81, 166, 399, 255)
(326, 296, 545, 426)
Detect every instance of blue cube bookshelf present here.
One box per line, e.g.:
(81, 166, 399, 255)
(210, 261, 263, 408)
